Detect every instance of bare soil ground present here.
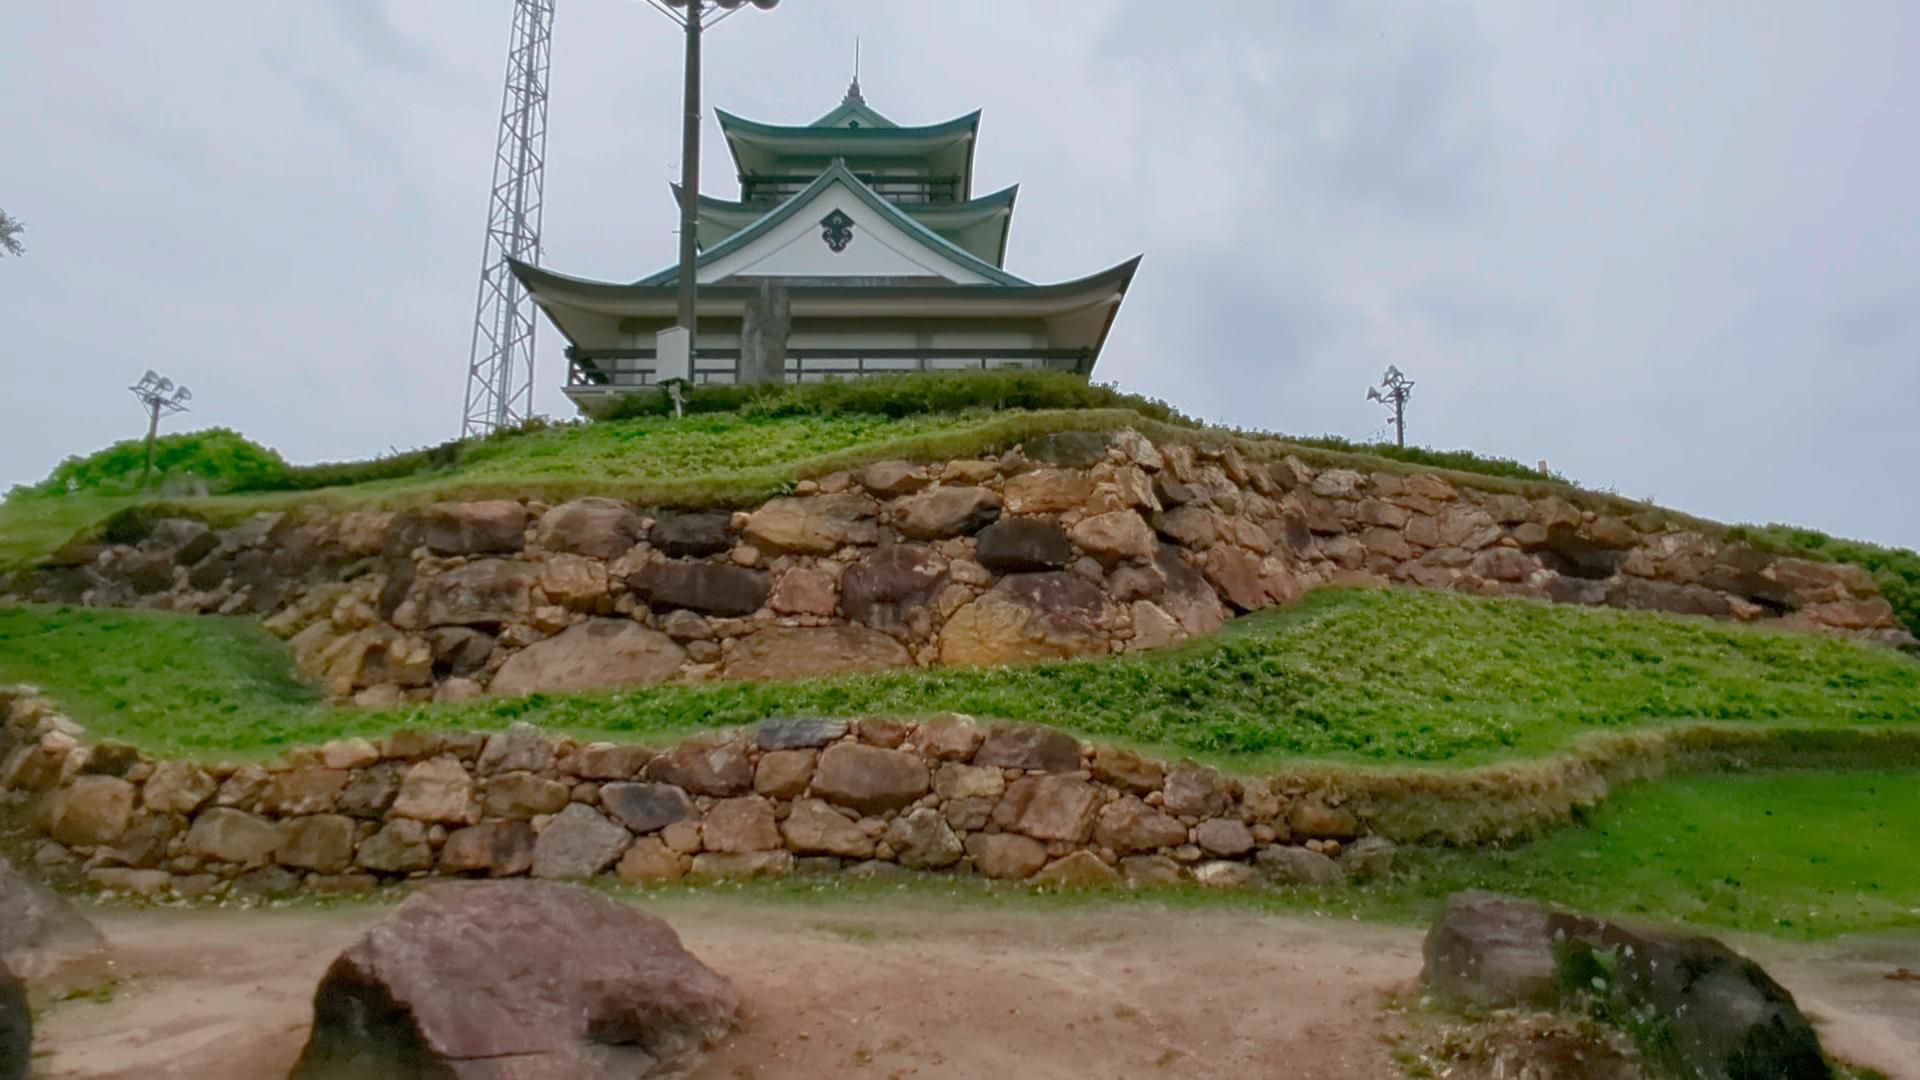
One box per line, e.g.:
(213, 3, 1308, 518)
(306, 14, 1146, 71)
(29, 894, 1920, 1079)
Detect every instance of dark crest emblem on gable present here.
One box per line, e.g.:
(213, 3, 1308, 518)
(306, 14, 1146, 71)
(819, 209, 855, 253)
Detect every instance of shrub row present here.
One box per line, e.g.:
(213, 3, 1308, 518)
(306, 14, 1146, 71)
(8, 428, 289, 500)
(597, 369, 1196, 425)
(1274, 433, 1564, 485)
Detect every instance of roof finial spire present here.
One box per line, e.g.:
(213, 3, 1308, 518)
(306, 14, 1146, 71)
(845, 36, 864, 105)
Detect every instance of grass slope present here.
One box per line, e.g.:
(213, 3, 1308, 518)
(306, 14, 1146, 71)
(8, 371, 1914, 640)
(2, 587, 1913, 762)
(0, 409, 1133, 571)
(1454, 768, 1920, 936)
(1286, 768, 1920, 938)
(0, 494, 140, 571)
(687, 768, 1920, 939)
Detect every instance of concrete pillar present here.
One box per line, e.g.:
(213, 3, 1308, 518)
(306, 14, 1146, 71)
(738, 280, 792, 385)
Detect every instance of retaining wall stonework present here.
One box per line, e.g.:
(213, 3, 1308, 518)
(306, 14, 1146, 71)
(1, 687, 1384, 898)
(10, 688, 1918, 900)
(4, 429, 1906, 707)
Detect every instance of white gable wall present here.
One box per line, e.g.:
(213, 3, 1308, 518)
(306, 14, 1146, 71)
(697, 183, 991, 285)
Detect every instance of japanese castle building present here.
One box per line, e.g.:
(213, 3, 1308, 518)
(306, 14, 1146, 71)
(511, 81, 1140, 412)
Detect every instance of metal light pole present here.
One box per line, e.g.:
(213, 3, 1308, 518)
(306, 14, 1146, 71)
(129, 370, 192, 492)
(1365, 365, 1414, 448)
(675, 1, 703, 345)
(649, 0, 780, 369)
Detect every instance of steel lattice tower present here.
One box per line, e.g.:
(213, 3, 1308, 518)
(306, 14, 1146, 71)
(462, 0, 555, 438)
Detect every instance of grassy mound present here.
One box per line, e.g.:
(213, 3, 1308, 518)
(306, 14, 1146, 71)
(0, 371, 1594, 570)
(3, 587, 1913, 761)
(5, 370, 1914, 639)
(8, 428, 289, 500)
(0, 409, 1072, 569)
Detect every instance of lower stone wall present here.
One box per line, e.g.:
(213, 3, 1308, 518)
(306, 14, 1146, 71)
(4, 428, 1908, 709)
(11, 686, 1917, 901)
(1, 687, 1388, 900)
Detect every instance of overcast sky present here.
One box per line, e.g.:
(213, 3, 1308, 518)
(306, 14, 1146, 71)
(2, 2, 1916, 547)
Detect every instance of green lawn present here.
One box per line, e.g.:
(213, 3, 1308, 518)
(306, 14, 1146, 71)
(1431, 768, 1920, 937)
(668, 769, 1920, 940)
(4, 586, 1915, 940)
(0, 494, 141, 570)
(413, 409, 1008, 489)
(2, 586, 1914, 762)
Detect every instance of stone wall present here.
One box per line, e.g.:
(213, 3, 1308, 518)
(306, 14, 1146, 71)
(2, 687, 1387, 899)
(5, 428, 1906, 706)
(10, 685, 1919, 901)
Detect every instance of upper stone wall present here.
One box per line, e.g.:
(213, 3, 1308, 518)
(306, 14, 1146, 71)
(5, 428, 1906, 704)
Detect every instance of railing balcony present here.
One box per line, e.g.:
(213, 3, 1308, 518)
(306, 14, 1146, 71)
(566, 346, 1090, 388)
(741, 173, 963, 206)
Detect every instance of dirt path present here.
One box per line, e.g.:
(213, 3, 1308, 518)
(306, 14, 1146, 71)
(30, 895, 1920, 1079)
(1738, 932, 1920, 1080)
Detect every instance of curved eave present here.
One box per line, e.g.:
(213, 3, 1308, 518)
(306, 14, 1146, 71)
(911, 184, 1018, 265)
(676, 182, 1018, 264)
(717, 108, 982, 198)
(510, 255, 1141, 368)
(512, 254, 1136, 305)
(717, 108, 979, 143)
(638, 163, 1024, 287)
(685, 182, 1016, 219)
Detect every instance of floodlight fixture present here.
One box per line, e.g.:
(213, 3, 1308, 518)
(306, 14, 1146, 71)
(1365, 366, 1415, 448)
(129, 369, 193, 492)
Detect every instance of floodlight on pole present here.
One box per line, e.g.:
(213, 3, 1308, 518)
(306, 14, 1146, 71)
(1365, 365, 1414, 448)
(129, 370, 193, 492)
(639, 0, 781, 403)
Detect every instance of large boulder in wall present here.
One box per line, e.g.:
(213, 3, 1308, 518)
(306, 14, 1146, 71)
(394, 501, 529, 557)
(974, 517, 1073, 573)
(893, 486, 1000, 540)
(937, 572, 1114, 667)
(410, 560, 540, 628)
(741, 495, 879, 555)
(290, 881, 739, 1079)
(535, 498, 646, 560)
(490, 620, 686, 696)
(721, 626, 910, 681)
(636, 561, 770, 617)
(838, 545, 946, 630)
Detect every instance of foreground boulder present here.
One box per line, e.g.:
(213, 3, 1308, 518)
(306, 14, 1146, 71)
(1559, 921, 1831, 1080)
(1423, 891, 1829, 1080)
(290, 882, 739, 1079)
(0, 958, 25, 1080)
(0, 858, 105, 980)
(1423, 891, 1563, 1007)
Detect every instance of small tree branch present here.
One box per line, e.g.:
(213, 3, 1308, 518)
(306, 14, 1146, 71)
(0, 210, 26, 257)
